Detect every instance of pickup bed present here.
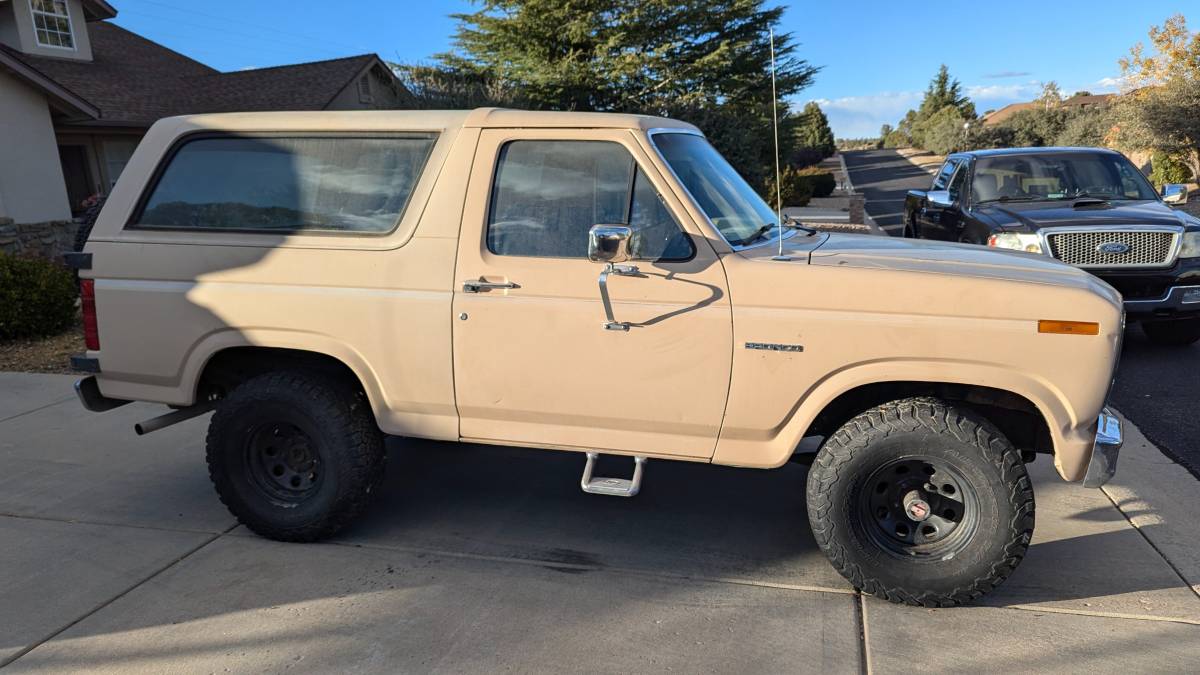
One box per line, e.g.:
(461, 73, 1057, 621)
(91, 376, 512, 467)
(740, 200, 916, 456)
(73, 109, 1125, 606)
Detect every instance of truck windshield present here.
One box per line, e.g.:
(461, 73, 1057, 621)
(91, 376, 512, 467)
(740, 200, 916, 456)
(652, 132, 781, 246)
(972, 152, 1158, 203)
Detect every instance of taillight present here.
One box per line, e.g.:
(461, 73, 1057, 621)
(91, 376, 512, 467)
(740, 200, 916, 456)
(80, 279, 100, 350)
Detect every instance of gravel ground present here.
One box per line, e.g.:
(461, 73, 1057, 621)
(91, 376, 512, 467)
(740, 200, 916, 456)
(0, 324, 83, 374)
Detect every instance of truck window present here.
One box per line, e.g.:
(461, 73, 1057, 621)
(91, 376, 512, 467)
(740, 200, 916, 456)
(487, 140, 692, 260)
(932, 160, 958, 190)
(133, 135, 436, 233)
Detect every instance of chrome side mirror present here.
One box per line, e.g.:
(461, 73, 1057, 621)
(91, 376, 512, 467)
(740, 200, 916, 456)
(588, 224, 633, 264)
(927, 190, 954, 209)
(1162, 183, 1188, 205)
(587, 224, 640, 331)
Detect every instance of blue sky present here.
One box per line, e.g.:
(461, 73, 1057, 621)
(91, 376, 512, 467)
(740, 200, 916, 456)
(110, 1, 1195, 138)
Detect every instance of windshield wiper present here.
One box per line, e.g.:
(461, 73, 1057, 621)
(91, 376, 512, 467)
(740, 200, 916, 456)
(976, 195, 1041, 204)
(732, 224, 775, 246)
(783, 214, 818, 236)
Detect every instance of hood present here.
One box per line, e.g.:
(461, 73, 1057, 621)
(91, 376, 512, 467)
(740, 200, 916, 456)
(975, 200, 1195, 231)
(806, 233, 1115, 297)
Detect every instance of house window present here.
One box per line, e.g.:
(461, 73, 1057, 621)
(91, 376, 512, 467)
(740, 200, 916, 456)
(102, 139, 139, 190)
(30, 0, 75, 49)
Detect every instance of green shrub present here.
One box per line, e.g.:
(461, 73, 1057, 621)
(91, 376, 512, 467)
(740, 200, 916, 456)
(764, 165, 815, 207)
(0, 253, 78, 341)
(796, 167, 837, 198)
(1149, 151, 1194, 187)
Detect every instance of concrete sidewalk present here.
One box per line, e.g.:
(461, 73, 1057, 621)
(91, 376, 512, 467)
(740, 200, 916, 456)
(1, 373, 1198, 672)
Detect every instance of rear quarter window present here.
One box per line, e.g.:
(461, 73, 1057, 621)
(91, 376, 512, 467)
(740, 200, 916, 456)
(131, 135, 437, 234)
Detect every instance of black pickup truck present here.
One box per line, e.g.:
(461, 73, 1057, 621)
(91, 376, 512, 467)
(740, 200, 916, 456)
(904, 147, 1200, 346)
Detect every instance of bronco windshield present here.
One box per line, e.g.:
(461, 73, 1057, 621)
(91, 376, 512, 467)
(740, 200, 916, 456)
(652, 132, 783, 247)
(972, 152, 1158, 204)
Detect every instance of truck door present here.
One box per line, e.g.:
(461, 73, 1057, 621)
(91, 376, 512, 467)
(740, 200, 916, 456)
(451, 128, 733, 460)
(920, 159, 965, 240)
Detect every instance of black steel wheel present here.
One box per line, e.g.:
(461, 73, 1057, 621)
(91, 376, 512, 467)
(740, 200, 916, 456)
(1142, 317, 1200, 347)
(244, 421, 323, 504)
(207, 370, 385, 542)
(860, 457, 979, 559)
(807, 397, 1034, 606)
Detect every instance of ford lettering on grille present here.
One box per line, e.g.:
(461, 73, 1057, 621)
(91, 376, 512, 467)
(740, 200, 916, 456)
(1096, 241, 1131, 254)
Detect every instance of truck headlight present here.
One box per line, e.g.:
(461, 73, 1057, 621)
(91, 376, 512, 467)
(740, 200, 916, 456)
(1181, 231, 1200, 258)
(987, 233, 1044, 254)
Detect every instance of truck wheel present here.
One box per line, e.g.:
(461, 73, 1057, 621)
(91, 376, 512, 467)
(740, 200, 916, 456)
(1141, 318, 1200, 347)
(902, 212, 918, 238)
(206, 371, 386, 542)
(806, 397, 1034, 606)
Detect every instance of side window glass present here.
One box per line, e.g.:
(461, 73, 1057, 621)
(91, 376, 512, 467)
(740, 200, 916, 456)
(488, 141, 632, 258)
(932, 160, 957, 190)
(948, 163, 968, 200)
(135, 136, 436, 233)
(630, 169, 693, 260)
(487, 140, 691, 261)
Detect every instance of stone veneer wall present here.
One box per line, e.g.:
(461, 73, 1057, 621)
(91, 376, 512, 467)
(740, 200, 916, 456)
(0, 218, 80, 261)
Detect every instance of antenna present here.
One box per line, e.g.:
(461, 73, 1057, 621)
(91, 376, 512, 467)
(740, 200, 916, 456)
(769, 28, 789, 261)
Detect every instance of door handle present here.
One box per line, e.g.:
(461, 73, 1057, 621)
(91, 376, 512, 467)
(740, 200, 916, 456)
(462, 278, 518, 293)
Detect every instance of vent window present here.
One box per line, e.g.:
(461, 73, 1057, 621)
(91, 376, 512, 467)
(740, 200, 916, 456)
(357, 75, 373, 103)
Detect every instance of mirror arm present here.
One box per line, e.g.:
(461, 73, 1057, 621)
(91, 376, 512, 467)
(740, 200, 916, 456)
(598, 262, 639, 331)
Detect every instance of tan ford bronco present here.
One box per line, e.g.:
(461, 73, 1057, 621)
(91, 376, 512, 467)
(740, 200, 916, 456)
(70, 109, 1124, 606)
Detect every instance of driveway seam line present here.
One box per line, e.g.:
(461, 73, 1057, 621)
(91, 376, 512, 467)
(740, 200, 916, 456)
(0, 523, 237, 668)
(0, 395, 74, 425)
(856, 591, 871, 675)
(0, 511, 232, 536)
(1002, 602, 1200, 626)
(1099, 483, 1200, 602)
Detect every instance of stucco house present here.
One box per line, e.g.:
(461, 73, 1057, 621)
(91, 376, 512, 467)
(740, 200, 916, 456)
(0, 0, 410, 249)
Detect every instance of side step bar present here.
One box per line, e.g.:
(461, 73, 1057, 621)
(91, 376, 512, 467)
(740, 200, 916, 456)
(581, 452, 646, 497)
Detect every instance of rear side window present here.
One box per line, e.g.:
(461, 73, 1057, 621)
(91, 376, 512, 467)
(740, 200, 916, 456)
(133, 135, 436, 233)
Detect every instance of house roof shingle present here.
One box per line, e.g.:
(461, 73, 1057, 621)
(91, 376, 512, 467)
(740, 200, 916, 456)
(1, 22, 395, 127)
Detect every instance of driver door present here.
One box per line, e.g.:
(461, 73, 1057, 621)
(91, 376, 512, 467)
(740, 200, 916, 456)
(921, 159, 966, 240)
(451, 129, 733, 459)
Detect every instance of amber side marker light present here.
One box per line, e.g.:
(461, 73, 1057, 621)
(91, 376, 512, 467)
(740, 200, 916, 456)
(1038, 320, 1100, 336)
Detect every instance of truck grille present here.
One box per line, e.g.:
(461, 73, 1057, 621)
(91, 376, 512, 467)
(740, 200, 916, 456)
(1045, 230, 1178, 268)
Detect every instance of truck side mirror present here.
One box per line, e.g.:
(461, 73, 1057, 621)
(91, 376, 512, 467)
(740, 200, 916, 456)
(588, 224, 633, 264)
(1162, 184, 1189, 205)
(927, 190, 955, 209)
(587, 224, 640, 332)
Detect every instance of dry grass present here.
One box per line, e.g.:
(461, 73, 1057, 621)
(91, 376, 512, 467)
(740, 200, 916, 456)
(0, 323, 84, 374)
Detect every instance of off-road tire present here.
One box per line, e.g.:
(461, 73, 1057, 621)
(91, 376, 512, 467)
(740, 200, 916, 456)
(206, 370, 386, 542)
(806, 397, 1034, 606)
(1142, 318, 1200, 347)
(902, 212, 917, 238)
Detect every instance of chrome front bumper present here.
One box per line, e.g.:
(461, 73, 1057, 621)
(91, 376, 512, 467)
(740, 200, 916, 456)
(1082, 408, 1123, 488)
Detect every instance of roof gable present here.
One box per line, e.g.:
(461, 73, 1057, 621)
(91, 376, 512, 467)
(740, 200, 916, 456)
(3, 22, 406, 126)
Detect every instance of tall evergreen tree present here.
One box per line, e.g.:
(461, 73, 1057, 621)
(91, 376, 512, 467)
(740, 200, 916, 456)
(430, 0, 819, 189)
(795, 101, 836, 158)
(917, 64, 976, 120)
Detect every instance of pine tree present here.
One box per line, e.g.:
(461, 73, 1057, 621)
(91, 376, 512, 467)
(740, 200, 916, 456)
(795, 101, 836, 158)
(430, 0, 819, 189)
(917, 65, 976, 120)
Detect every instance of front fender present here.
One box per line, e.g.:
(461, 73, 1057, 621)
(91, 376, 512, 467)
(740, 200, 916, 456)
(710, 358, 1098, 481)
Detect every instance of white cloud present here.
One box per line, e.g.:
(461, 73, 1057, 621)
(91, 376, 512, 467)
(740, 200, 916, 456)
(804, 91, 922, 138)
(1095, 76, 1124, 91)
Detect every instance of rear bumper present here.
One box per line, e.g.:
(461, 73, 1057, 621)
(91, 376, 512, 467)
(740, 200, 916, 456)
(1122, 284, 1200, 318)
(1082, 408, 1123, 488)
(74, 376, 130, 413)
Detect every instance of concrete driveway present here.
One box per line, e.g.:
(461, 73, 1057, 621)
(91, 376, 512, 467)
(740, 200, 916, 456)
(2, 373, 1199, 672)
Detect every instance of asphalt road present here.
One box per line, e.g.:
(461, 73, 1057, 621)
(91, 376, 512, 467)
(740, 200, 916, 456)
(842, 149, 1200, 480)
(842, 149, 934, 234)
